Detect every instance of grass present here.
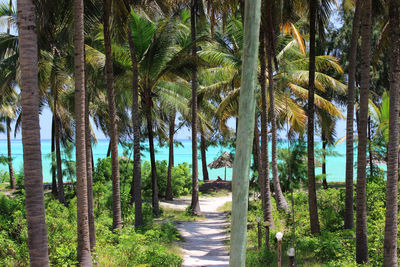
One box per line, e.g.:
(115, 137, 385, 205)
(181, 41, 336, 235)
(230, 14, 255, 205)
(217, 201, 232, 213)
(161, 207, 206, 222)
(202, 189, 231, 197)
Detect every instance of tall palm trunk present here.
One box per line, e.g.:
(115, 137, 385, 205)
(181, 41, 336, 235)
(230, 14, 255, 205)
(18, 0, 49, 265)
(54, 89, 65, 204)
(85, 71, 96, 251)
(51, 116, 58, 196)
(7, 118, 15, 189)
(265, 3, 289, 211)
(200, 131, 209, 181)
(127, 25, 143, 226)
(383, 0, 400, 265)
(229, 0, 261, 264)
(259, 27, 273, 234)
(344, 0, 361, 230)
(356, 0, 371, 263)
(145, 94, 160, 216)
(166, 113, 175, 200)
(103, 0, 122, 230)
(368, 116, 373, 177)
(74, 0, 92, 264)
(307, 0, 321, 235)
(190, 0, 201, 216)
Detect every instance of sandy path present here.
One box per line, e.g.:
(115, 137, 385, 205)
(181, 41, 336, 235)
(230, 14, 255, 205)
(161, 194, 231, 267)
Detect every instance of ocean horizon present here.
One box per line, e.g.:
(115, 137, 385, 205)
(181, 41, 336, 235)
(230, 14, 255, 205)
(0, 139, 386, 183)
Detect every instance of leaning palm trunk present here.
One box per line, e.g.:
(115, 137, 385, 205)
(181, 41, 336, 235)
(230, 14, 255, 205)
(127, 25, 143, 226)
(51, 117, 58, 196)
(356, 0, 372, 263)
(259, 27, 274, 244)
(166, 113, 175, 200)
(265, 3, 289, 211)
(200, 132, 209, 181)
(18, 0, 50, 265)
(344, 0, 361, 230)
(190, 0, 201, 216)
(7, 118, 15, 189)
(54, 88, 65, 204)
(383, 0, 400, 265)
(103, 0, 122, 230)
(229, 0, 261, 265)
(307, 0, 321, 235)
(74, 0, 93, 264)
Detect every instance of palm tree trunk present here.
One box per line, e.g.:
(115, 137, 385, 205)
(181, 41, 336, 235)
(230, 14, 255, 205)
(265, 4, 289, 211)
(74, 0, 93, 264)
(259, 27, 274, 231)
(368, 116, 373, 177)
(7, 118, 15, 189)
(383, 0, 400, 265)
(190, 0, 201, 216)
(200, 131, 209, 181)
(322, 135, 328, 189)
(126, 24, 143, 226)
(356, 0, 372, 263)
(145, 94, 160, 216)
(344, 0, 361, 230)
(85, 76, 96, 251)
(18, 0, 50, 265)
(103, 0, 122, 230)
(106, 140, 111, 157)
(166, 113, 175, 200)
(229, 0, 261, 264)
(51, 116, 58, 196)
(307, 0, 321, 235)
(55, 117, 65, 204)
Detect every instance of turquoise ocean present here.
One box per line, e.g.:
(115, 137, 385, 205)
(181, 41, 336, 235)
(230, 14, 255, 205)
(0, 139, 385, 183)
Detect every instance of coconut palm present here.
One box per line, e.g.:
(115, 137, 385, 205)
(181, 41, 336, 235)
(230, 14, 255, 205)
(17, 0, 50, 265)
(229, 0, 261, 265)
(74, 0, 93, 264)
(356, 0, 372, 263)
(383, 0, 400, 264)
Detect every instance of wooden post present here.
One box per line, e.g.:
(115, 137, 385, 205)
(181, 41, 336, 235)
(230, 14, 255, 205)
(224, 167, 227, 181)
(276, 232, 283, 267)
(287, 248, 296, 267)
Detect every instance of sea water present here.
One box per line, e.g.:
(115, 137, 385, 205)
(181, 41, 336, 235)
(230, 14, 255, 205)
(0, 139, 385, 183)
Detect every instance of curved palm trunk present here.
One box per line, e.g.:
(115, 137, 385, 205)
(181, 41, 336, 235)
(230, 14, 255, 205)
(103, 0, 122, 230)
(51, 117, 58, 196)
(190, 0, 201, 216)
(55, 118, 65, 204)
(74, 0, 93, 264)
(307, 0, 321, 235)
(7, 119, 15, 189)
(18, 0, 50, 265)
(145, 95, 160, 216)
(383, 0, 400, 265)
(265, 5, 289, 211)
(229, 0, 261, 264)
(344, 0, 361, 230)
(356, 0, 371, 263)
(166, 113, 175, 200)
(200, 131, 209, 181)
(127, 26, 143, 226)
(85, 75, 96, 251)
(259, 28, 274, 232)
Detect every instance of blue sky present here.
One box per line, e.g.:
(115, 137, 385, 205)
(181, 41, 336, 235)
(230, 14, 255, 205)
(0, 0, 347, 141)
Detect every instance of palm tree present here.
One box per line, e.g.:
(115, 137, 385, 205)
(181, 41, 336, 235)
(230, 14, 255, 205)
(165, 112, 176, 200)
(307, 0, 321, 235)
(103, 0, 123, 230)
(74, 0, 93, 264)
(344, 0, 361, 230)
(383, 0, 400, 265)
(265, 0, 289, 212)
(356, 0, 372, 263)
(17, 0, 49, 265)
(190, 0, 201, 216)
(229, 0, 261, 265)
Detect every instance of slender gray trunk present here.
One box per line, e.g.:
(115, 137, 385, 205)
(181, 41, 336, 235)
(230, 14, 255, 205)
(7, 119, 15, 189)
(166, 113, 175, 200)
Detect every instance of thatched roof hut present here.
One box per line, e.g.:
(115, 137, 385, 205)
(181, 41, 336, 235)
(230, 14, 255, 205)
(208, 152, 234, 180)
